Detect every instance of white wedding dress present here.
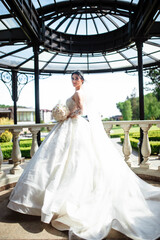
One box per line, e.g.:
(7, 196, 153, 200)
(8, 90, 160, 240)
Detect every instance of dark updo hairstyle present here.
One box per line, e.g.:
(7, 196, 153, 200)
(71, 70, 85, 83)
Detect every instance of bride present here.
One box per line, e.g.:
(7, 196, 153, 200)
(8, 71, 160, 240)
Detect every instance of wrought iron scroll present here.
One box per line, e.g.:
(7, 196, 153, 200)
(0, 70, 34, 101)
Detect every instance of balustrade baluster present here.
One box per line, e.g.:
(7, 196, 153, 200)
(47, 126, 52, 132)
(139, 124, 151, 168)
(121, 124, 132, 166)
(103, 123, 113, 137)
(10, 128, 23, 174)
(29, 127, 41, 157)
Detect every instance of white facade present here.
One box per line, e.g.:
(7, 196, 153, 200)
(17, 108, 35, 124)
(17, 108, 52, 124)
(40, 109, 52, 123)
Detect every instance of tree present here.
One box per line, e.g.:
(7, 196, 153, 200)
(116, 102, 124, 114)
(123, 100, 132, 120)
(116, 92, 160, 120)
(116, 100, 132, 120)
(144, 93, 160, 120)
(145, 68, 160, 101)
(130, 88, 139, 120)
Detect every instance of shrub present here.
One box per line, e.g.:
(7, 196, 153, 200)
(19, 139, 32, 148)
(0, 142, 13, 148)
(0, 137, 45, 159)
(120, 136, 160, 155)
(131, 130, 160, 141)
(0, 130, 12, 142)
(110, 133, 124, 138)
(1, 146, 31, 159)
(21, 147, 31, 158)
(150, 141, 160, 155)
(0, 117, 14, 125)
(1, 147, 12, 159)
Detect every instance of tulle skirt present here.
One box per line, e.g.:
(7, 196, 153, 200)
(8, 117, 160, 240)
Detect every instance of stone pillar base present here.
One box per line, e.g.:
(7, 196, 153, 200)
(10, 164, 23, 175)
(126, 162, 132, 167)
(140, 164, 150, 169)
(9, 157, 25, 164)
(0, 171, 6, 179)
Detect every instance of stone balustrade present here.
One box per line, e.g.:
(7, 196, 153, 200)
(0, 120, 160, 176)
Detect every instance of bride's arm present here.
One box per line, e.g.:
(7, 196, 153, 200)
(68, 92, 83, 118)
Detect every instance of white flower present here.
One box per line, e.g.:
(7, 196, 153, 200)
(52, 103, 70, 121)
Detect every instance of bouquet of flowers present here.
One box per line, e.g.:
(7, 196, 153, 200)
(52, 103, 70, 122)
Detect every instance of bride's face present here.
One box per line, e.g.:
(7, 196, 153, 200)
(71, 74, 83, 89)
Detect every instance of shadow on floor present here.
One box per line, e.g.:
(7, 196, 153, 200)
(0, 189, 68, 239)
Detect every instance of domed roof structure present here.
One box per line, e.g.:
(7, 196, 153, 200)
(0, 0, 160, 74)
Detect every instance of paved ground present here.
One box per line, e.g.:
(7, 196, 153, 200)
(0, 138, 160, 239)
(0, 188, 132, 239)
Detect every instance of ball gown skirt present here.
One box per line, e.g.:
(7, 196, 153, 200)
(8, 116, 160, 240)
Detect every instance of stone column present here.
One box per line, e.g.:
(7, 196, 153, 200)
(10, 128, 23, 174)
(139, 123, 151, 168)
(29, 127, 41, 157)
(121, 124, 132, 166)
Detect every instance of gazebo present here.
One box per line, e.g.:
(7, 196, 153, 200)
(0, 0, 160, 166)
(0, 0, 160, 123)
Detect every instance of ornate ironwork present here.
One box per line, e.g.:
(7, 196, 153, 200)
(0, 70, 49, 101)
(17, 73, 34, 97)
(0, 70, 12, 96)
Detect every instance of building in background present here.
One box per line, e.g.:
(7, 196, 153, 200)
(0, 108, 12, 119)
(40, 109, 52, 123)
(17, 108, 35, 124)
(110, 115, 123, 121)
(0, 107, 52, 124)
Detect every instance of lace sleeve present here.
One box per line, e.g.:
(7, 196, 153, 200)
(70, 91, 83, 117)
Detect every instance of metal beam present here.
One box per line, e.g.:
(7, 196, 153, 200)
(11, 70, 18, 124)
(33, 44, 41, 145)
(148, 22, 160, 37)
(133, 0, 160, 39)
(0, 45, 30, 60)
(3, 0, 41, 42)
(43, 23, 133, 54)
(137, 41, 144, 163)
(0, 28, 27, 42)
(38, 0, 137, 20)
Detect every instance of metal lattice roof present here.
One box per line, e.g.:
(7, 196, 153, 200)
(0, 0, 160, 74)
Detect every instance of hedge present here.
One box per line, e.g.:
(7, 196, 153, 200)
(0, 138, 45, 159)
(20, 147, 31, 158)
(120, 136, 160, 155)
(110, 133, 124, 138)
(1, 147, 12, 159)
(1, 146, 31, 159)
(131, 130, 160, 141)
(19, 139, 32, 148)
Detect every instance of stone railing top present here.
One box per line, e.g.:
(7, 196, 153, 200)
(103, 120, 160, 125)
(0, 123, 56, 130)
(0, 120, 160, 130)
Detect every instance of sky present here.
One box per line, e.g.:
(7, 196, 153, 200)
(0, 72, 150, 118)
